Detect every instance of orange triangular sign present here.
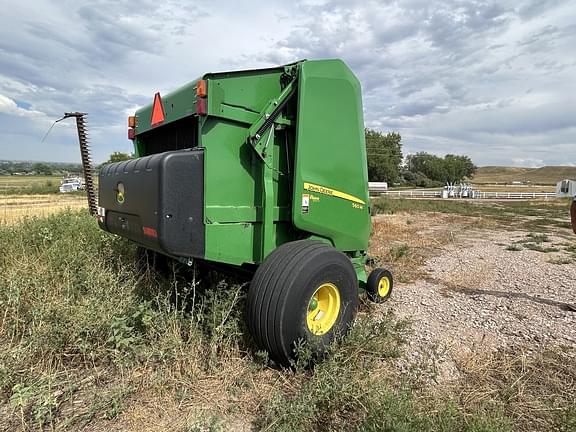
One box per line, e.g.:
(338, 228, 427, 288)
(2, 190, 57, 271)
(151, 92, 165, 127)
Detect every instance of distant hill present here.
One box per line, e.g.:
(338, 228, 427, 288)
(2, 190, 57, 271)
(472, 166, 576, 185)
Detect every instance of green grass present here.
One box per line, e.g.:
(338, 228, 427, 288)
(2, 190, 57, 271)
(548, 257, 574, 265)
(0, 179, 59, 194)
(0, 211, 246, 428)
(389, 243, 410, 260)
(523, 243, 560, 253)
(505, 232, 569, 254)
(0, 175, 62, 195)
(0, 211, 573, 430)
(258, 317, 513, 432)
(0, 175, 92, 195)
(525, 232, 551, 243)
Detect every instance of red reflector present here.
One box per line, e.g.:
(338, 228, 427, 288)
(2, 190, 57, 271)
(196, 98, 207, 116)
(128, 128, 135, 140)
(151, 92, 165, 126)
(142, 226, 158, 238)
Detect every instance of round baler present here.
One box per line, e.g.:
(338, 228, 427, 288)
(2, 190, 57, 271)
(96, 59, 393, 365)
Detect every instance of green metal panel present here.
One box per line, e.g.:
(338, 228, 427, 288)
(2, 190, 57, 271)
(204, 68, 286, 116)
(134, 79, 200, 137)
(203, 223, 254, 265)
(292, 59, 370, 252)
(133, 66, 287, 137)
(200, 68, 294, 265)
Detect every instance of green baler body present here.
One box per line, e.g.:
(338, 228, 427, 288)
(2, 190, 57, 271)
(109, 59, 370, 271)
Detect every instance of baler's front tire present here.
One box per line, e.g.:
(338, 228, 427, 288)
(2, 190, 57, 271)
(246, 240, 359, 366)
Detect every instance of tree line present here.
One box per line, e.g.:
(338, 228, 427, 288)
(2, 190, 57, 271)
(365, 128, 476, 186)
(0, 153, 132, 176)
(0, 161, 82, 176)
(104, 136, 476, 188)
(3, 132, 474, 187)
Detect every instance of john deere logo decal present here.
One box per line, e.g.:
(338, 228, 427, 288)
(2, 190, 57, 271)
(303, 182, 365, 206)
(116, 182, 125, 204)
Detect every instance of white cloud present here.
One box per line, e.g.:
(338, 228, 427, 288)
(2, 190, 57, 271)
(0, 0, 574, 165)
(0, 94, 18, 113)
(511, 158, 545, 168)
(0, 93, 45, 118)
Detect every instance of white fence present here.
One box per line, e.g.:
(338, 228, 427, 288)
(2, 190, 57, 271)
(475, 192, 556, 199)
(373, 190, 557, 200)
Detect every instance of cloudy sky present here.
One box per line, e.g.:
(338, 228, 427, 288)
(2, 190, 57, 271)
(0, 0, 574, 166)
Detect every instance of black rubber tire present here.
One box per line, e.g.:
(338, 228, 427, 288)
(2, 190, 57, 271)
(246, 240, 359, 366)
(366, 268, 394, 303)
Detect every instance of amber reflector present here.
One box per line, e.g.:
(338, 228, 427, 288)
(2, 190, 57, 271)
(196, 80, 207, 98)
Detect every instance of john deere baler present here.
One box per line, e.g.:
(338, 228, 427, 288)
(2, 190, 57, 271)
(97, 59, 393, 365)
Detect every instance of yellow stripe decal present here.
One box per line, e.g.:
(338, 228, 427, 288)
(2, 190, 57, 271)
(303, 182, 365, 205)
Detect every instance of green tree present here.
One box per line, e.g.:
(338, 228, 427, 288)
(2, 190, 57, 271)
(406, 152, 446, 181)
(406, 152, 476, 184)
(365, 129, 403, 183)
(443, 154, 476, 182)
(106, 152, 132, 163)
(31, 163, 52, 176)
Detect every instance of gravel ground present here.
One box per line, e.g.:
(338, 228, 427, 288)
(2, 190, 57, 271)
(383, 222, 576, 383)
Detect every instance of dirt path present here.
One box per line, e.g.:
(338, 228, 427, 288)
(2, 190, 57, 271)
(374, 215, 576, 383)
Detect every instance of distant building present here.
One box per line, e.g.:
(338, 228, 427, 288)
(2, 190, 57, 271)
(556, 179, 576, 197)
(368, 182, 388, 196)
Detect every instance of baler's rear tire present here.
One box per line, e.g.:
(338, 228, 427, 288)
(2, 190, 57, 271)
(246, 240, 359, 366)
(366, 268, 393, 303)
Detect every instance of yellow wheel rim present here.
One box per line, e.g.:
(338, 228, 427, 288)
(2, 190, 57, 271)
(378, 277, 390, 297)
(306, 283, 341, 336)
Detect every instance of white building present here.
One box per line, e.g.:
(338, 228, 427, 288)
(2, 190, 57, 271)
(368, 182, 388, 196)
(556, 179, 576, 197)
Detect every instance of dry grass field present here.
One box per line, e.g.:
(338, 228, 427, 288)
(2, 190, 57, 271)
(0, 195, 574, 431)
(0, 176, 87, 224)
(0, 194, 86, 224)
(470, 184, 556, 192)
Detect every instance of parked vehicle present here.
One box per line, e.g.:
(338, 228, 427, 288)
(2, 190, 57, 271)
(59, 175, 84, 193)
